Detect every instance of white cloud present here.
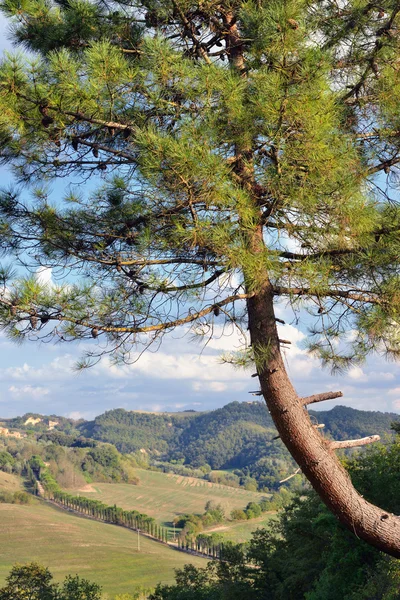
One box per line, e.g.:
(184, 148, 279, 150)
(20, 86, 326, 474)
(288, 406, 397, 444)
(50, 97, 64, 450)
(388, 386, 400, 396)
(35, 267, 54, 287)
(9, 385, 50, 399)
(4, 355, 75, 382)
(193, 381, 228, 392)
(368, 371, 395, 382)
(391, 399, 400, 411)
(95, 351, 249, 384)
(347, 366, 367, 381)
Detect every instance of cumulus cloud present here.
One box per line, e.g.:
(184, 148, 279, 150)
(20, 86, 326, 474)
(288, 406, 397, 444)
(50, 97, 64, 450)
(0, 298, 399, 417)
(35, 267, 54, 287)
(3, 355, 76, 382)
(9, 385, 50, 399)
(347, 366, 368, 381)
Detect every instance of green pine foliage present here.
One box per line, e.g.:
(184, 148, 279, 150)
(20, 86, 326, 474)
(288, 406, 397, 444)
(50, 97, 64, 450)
(0, 0, 399, 371)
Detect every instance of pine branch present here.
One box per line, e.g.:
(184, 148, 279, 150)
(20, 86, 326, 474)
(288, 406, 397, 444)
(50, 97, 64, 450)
(368, 155, 400, 175)
(273, 286, 381, 304)
(341, 6, 400, 101)
(169, 0, 212, 65)
(279, 468, 301, 483)
(0, 293, 252, 336)
(135, 269, 226, 293)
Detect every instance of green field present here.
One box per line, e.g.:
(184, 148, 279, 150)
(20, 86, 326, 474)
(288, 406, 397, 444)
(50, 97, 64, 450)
(76, 469, 267, 526)
(0, 501, 207, 597)
(0, 471, 23, 492)
(205, 512, 277, 543)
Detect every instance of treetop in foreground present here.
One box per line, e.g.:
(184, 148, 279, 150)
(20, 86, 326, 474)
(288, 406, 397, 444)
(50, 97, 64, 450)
(1, 0, 400, 554)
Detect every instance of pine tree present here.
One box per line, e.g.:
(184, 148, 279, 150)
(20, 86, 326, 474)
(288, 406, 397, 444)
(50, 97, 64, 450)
(0, 0, 400, 554)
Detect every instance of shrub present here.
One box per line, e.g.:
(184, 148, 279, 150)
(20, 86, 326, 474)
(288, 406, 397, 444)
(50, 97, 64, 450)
(231, 509, 247, 521)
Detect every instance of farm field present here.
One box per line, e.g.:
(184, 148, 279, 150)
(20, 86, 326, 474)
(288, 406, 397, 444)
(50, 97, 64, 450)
(0, 471, 23, 492)
(76, 469, 267, 525)
(206, 512, 277, 543)
(0, 501, 207, 596)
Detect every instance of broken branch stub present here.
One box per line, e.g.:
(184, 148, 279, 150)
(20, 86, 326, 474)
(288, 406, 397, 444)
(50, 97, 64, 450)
(330, 435, 380, 450)
(302, 391, 343, 406)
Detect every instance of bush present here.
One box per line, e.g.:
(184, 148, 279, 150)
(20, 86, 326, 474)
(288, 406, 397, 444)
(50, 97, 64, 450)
(0, 491, 31, 505)
(231, 509, 247, 520)
(246, 502, 262, 518)
(0, 451, 15, 471)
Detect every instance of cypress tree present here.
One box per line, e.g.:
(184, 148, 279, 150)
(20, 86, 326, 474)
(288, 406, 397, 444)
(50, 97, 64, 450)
(1, 0, 400, 555)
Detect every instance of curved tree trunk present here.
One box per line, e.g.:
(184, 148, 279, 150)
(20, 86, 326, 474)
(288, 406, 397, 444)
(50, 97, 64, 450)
(247, 279, 400, 557)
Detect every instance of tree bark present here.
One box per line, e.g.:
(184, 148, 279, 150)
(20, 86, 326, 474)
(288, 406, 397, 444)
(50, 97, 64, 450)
(246, 277, 400, 557)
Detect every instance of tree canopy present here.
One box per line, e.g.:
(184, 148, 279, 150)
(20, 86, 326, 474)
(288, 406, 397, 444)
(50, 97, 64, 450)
(1, 0, 400, 554)
(0, 563, 102, 600)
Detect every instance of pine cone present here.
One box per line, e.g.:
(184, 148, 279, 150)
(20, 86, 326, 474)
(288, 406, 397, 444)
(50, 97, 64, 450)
(287, 19, 299, 29)
(41, 115, 54, 128)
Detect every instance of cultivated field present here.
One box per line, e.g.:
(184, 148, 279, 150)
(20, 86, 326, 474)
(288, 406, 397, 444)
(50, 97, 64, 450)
(0, 501, 207, 596)
(76, 469, 267, 525)
(206, 512, 277, 543)
(0, 471, 23, 492)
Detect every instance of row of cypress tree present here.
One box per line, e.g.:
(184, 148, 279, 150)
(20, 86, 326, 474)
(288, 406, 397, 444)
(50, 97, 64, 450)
(34, 458, 227, 557)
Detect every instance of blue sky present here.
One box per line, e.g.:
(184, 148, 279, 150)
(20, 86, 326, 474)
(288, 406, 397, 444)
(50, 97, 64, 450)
(0, 17, 399, 421)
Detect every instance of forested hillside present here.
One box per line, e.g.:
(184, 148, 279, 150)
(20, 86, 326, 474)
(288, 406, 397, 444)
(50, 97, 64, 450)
(77, 402, 399, 491)
(3, 402, 398, 492)
(312, 405, 399, 440)
(79, 401, 398, 459)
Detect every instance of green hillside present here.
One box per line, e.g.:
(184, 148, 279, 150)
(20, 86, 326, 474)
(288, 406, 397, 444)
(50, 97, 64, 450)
(4, 401, 399, 492)
(0, 501, 206, 596)
(203, 512, 277, 543)
(313, 405, 399, 440)
(77, 402, 399, 490)
(75, 469, 266, 526)
(79, 402, 398, 462)
(81, 408, 199, 454)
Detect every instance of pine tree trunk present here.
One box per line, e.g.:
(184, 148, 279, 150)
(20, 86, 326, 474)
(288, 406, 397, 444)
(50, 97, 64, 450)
(247, 277, 400, 557)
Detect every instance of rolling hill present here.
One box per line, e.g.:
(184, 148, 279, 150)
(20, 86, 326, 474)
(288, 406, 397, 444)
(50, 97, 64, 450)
(74, 468, 267, 526)
(0, 501, 207, 596)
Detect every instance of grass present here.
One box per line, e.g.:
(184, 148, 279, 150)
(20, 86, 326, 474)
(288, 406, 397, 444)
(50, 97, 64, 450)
(0, 471, 23, 492)
(205, 512, 277, 543)
(0, 500, 207, 597)
(76, 469, 267, 526)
